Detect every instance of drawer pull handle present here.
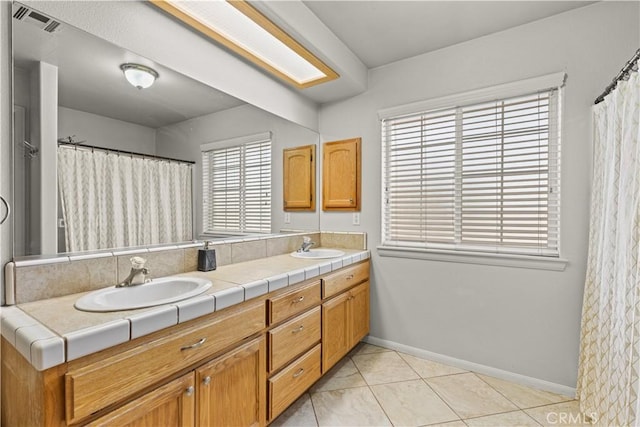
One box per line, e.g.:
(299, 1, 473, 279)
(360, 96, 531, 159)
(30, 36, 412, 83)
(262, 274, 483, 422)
(293, 368, 305, 378)
(185, 386, 194, 396)
(203, 376, 211, 386)
(181, 338, 206, 351)
(293, 296, 305, 304)
(346, 274, 354, 280)
(292, 325, 305, 334)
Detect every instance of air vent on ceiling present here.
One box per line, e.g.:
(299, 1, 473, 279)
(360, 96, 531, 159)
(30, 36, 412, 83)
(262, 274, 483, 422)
(12, 5, 61, 33)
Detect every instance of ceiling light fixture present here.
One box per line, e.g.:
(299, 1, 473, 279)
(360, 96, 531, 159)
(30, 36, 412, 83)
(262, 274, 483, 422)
(150, 0, 339, 89)
(120, 63, 159, 89)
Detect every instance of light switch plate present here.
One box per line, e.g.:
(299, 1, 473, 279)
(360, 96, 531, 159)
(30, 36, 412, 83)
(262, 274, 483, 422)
(284, 212, 291, 224)
(353, 212, 360, 225)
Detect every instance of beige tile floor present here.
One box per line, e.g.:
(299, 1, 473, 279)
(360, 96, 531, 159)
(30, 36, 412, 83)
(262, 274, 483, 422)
(271, 343, 585, 427)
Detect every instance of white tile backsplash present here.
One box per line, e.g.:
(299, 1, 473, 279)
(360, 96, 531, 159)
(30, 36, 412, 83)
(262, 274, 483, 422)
(288, 269, 306, 285)
(267, 274, 289, 292)
(30, 336, 66, 371)
(1, 307, 39, 346)
(16, 324, 58, 362)
(65, 319, 130, 361)
(175, 295, 215, 323)
(318, 262, 333, 275)
(304, 265, 320, 280)
(128, 306, 178, 339)
(213, 287, 245, 311)
(243, 280, 269, 300)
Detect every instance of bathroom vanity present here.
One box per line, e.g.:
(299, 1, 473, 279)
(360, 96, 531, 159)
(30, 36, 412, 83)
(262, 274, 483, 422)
(1, 252, 370, 426)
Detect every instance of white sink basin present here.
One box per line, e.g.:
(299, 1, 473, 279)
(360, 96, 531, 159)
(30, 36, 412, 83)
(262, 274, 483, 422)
(291, 248, 345, 259)
(75, 277, 212, 312)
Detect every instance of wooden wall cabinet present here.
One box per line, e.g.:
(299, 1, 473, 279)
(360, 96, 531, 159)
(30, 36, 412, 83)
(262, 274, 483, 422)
(322, 138, 361, 211)
(283, 145, 315, 211)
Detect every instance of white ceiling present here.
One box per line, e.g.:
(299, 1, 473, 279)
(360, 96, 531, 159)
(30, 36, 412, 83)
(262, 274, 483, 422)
(303, 1, 596, 69)
(13, 5, 245, 129)
(12, 1, 598, 125)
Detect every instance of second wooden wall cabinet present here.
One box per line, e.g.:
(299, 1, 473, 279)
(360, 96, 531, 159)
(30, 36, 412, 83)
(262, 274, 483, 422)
(322, 138, 361, 211)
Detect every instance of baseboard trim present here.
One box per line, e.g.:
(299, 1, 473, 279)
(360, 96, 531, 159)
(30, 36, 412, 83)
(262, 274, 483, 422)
(363, 335, 576, 398)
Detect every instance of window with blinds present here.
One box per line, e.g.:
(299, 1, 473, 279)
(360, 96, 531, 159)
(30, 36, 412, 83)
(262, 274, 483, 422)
(382, 89, 561, 257)
(202, 137, 271, 234)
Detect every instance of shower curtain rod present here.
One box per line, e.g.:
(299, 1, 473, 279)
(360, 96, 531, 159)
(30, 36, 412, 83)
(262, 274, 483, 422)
(58, 141, 196, 165)
(594, 48, 640, 105)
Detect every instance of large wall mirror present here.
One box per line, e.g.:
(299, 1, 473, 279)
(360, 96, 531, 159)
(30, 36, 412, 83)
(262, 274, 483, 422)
(11, 2, 320, 258)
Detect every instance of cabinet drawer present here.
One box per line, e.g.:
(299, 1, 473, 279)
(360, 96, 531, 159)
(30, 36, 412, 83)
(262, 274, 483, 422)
(268, 280, 320, 325)
(65, 300, 265, 424)
(322, 261, 369, 299)
(269, 306, 321, 372)
(269, 344, 321, 421)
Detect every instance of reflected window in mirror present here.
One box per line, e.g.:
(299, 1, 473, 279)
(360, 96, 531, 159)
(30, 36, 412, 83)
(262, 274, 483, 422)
(201, 133, 272, 235)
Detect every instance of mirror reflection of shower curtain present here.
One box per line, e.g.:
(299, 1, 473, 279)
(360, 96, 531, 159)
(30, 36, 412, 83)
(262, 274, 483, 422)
(57, 147, 193, 252)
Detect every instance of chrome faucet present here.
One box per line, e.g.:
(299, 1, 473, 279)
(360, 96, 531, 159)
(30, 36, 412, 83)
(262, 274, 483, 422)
(297, 236, 316, 253)
(116, 256, 151, 287)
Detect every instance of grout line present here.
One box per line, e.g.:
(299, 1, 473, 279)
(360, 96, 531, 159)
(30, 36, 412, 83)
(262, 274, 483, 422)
(461, 409, 543, 426)
(348, 351, 394, 426)
(366, 383, 394, 426)
(306, 392, 321, 427)
(420, 377, 465, 422)
(474, 372, 525, 410)
(475, 372, 575, 412)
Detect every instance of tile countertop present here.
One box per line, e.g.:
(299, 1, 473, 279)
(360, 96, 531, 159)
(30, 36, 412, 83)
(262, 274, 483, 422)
(1, 249, 370, 371)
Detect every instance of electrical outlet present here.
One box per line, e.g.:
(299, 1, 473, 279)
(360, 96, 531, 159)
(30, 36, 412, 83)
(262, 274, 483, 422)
(284, 212, 291, 224)
(353, 212, 360, 226)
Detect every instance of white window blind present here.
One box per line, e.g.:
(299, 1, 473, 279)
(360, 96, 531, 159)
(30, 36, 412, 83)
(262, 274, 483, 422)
(382, 89, 561, 257)
(202, 136, 271, 234)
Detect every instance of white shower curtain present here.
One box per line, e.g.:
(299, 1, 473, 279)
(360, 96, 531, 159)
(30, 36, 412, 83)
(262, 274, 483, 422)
(577, 70, 640, 426)
(58, 147, 193, 252)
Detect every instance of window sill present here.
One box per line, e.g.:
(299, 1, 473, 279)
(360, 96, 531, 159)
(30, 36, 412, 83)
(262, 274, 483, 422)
(376, 246, 568, 271)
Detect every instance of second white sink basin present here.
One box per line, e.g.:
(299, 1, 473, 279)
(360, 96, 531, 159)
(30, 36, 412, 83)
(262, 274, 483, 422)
(291, 248, 345, 259)
(75, 277, 212, 312)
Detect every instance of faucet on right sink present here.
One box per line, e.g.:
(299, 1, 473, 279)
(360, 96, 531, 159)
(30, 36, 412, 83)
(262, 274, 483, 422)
(297, 236, 316, 253)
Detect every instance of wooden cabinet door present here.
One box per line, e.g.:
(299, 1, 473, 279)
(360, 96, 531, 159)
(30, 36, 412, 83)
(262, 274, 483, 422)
(86, 373, 195, 427)
(321, 292, 351, 372)
(197, 336, 266, 427)
(283, 145, 315, 211)
(322, 138, 361, 211)
(349, 282, 370, 346)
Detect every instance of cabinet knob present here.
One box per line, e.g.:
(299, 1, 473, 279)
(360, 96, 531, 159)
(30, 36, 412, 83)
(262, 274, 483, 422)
(185, 386, 195, 396)
(292, 296, 304, 304)
(350, 198, 354, 204)
(346, 274, 354, 280)
(292, 325, 305, 334)
(292, 368, 305, 379)
(203, 376, 211, 386)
